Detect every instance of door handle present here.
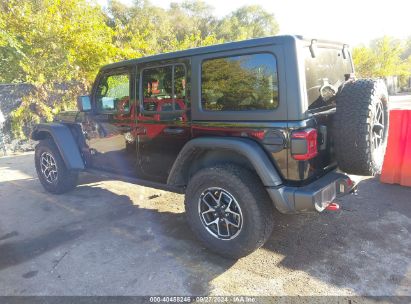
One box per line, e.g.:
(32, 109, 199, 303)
(164, 127, 185, 135)
(118, 126, 132, 132)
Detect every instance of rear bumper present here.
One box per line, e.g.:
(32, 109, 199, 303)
(267, 171, 355, 214)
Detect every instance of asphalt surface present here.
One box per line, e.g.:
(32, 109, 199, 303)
(0, 96, 410, 296)
(0, 152, 410, 296)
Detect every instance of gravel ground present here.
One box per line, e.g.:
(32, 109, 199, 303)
(0, 152, 410, 297)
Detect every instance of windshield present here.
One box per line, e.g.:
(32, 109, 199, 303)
(304, 47, 353, 111)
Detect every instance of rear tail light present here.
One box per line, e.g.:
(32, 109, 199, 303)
(291, 128, 318, 160)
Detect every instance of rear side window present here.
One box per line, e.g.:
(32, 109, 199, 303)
(201, 53, 279, 111)
(141, 64, 187, 113)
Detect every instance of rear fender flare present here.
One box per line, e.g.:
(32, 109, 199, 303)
(167, 137, 283, 187)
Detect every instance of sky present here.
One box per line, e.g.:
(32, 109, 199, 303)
(98, 0, 411, 46)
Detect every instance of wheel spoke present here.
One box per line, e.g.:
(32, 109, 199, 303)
(201, 195, 216, 211)
(224, 218, 240, 228)
(226, 209, 240, 218)
(372, 101, 385, 150)
(373, 136, 379, 150)
(41, 158, 48, 167)
(217, 220, 230, 237)
(373, 123, 384, 131)
(201, 209, 214, 217)
(216, 191, 224, 206)
(224, 196, 233, 209)
(204, 217, 219, 227)
(224, 199, 240, 218)
(377, 103, 382, 119)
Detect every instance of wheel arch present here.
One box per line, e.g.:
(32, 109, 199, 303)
(167, 137, 283, 188)
(31, 123, 85, 170)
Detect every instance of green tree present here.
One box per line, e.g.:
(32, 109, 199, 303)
(353, 36, 411, 84)
(108, 0, 220, 56)
(0, 0, 116, 138)
(352, 46, 378, 78)
(1, 0, 281, 139)
(0, 17, 26, 83)
(216, 5, 279, 42)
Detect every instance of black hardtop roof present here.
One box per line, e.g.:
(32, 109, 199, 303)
(100, 34, 348, 71)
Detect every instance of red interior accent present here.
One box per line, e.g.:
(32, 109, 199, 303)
(151, 81, 160, 94)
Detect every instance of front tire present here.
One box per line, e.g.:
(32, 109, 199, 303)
(185, 165, 274, 259)
(35, 138, 78, 194)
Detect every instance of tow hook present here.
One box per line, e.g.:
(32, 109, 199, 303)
(325, 202, 340, 211)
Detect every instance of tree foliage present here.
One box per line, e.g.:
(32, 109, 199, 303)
(0, 0, 280, 138)
(353, 36, 411, 81)
(215, 5, 279, 42)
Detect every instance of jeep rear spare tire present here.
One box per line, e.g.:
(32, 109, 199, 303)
(334, 79, 389, 176)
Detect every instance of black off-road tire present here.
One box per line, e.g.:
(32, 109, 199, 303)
(334, 79, 389, 176)
(184, 165, 274, 259)
(35, 138, 79, 194)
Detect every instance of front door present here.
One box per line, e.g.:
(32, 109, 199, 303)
(82, 67, 138, 176)
(136, 63, 190, 183)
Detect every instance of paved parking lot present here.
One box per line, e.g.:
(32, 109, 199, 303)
(0, 152, 410, 296)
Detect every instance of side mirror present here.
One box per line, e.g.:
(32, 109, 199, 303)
(77, 95, 91, 112)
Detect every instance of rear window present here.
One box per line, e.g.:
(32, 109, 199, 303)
(305, 47, 353, 110)
(201, 53, 279, 111)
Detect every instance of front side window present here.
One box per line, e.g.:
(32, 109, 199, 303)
(201, 53, 279, 111)
(96, 73, 130, 113)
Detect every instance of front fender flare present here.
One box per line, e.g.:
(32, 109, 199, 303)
(167, 137, 283, 187)
(31, 123, 85, 170)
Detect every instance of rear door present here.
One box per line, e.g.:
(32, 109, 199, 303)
(136, 62, 191, 182)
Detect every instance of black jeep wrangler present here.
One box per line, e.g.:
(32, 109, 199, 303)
(32, 35, 389, 259)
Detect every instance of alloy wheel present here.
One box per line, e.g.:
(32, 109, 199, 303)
(40, 152, 58, 183)
(198, 187, 243, 240)
(372, 100, 386, 151)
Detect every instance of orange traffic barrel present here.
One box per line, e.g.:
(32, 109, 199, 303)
(380, 110, 411, 187)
